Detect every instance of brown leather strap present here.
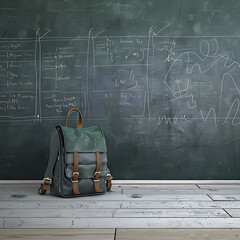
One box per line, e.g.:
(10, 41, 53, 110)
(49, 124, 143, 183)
(38, 178, 51, 195)
(105, 174, 112, 191)
(106, 179, 112, 191)
(65, 108, 83, 128)
(94, 152, 101, 192)
(72, 152, 80, 194)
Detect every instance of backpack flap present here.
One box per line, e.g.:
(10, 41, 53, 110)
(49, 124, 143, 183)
(61, 125, 107, 153)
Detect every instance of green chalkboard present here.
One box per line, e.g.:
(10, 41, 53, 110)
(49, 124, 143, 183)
(1, 0, 240, 180)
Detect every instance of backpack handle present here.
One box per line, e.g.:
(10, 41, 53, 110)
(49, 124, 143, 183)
(65, 108, 83, 128)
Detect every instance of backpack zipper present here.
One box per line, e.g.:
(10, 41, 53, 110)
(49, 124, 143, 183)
(53, 127, 62, 194)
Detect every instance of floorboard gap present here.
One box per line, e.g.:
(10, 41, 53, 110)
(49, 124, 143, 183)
(207, 194, 214, 201)
(223, 208, 233, 218)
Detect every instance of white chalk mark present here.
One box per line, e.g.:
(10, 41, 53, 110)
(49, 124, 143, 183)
(152, 24, 170, 36)
(145, 26, 155, 119)
(92, 89, 144, 93)
(128, 80, 138, 89)
(187, 95, 197, 109)
(123, 7, 137, 13)
(197, 107, 217, 127)
(92, 36, 96, 86)
(225, 136, 240, 144)
(86, 28, 93, 120)
(222, 98, 240, 126)
(131, 90, 146, 117)
(158, 114, 191, 125)
(95, 64, 150, 67)
(219, 73, 240, 126)
(93, 30, 106, 39)
(34, 34, 38, 122)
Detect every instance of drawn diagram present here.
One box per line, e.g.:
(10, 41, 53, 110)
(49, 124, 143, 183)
(90, 30, 152, 118)
(152, 35, 240, 130)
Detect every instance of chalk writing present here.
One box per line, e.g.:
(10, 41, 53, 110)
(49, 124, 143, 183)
(41, 39, 88, 90)
(0, 91, 35, 117)
(41, 91, 86, 117)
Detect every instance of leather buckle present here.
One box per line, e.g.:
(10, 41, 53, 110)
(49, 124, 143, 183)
(71, 180, 78, 183)
(72, 172, 79, 183)
(42, 177, 52, 185)
(106, 174, 113, 180)
(94, 171, 100, 176)
(73, 172, 79, 176)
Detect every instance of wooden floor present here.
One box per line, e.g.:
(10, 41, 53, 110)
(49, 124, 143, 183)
(1, 181, 240, 239)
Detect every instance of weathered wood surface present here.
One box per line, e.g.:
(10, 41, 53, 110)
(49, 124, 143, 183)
(209, 195, 240, 201)
(198, 184, 240, 190)
(116, 229, 240, 240)
(2, 217, 240, 228)
(0, 229, 115, 240)
(0, 208, 229, 218)
(224, 209, 240, 218)
(1, 228, 240, 240)
(1, 183, 240, 229)
(1, 200, 240, 209)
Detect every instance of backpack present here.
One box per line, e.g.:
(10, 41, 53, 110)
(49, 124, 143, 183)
(38, 108, 112, 197)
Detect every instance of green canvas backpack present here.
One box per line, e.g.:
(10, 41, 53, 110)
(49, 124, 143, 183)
(38, 108, 112, 197)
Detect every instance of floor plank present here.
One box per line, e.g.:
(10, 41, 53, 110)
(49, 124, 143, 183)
(121, 200, 240, 209)
(0, 218, 3, 228)
(0, 229, 115, 240)
(116, 229, 240, 240)
(0, 208, 115, 218)
(0, 187, 120, 201)
(0, 208, 229, 218)
(122, 189, 240, 195)
(0, 200, 122, 209)
(115, 184, 199, 190)
(3, 217, 240, 228)
(1, 192, 212, 201)
(198, 184, 240, 190)
(113, 208, 229, 218)
(209, 195, 240, 201)
(1, 200, 240, 209)
(224, 209, 240, 217)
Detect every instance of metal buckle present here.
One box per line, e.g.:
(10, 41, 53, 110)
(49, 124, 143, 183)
(73, 172, 79, 176)
(94, 179, 100, 182)
(71, 180, 78, 183)
(72, 172, 79, 183)
(42, 177, 52, 185)
(106, 174, 113, 180)
(94, 171, 100, 176)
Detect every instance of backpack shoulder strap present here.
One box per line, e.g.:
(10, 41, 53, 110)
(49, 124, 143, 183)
(38, 128, 59, 195)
